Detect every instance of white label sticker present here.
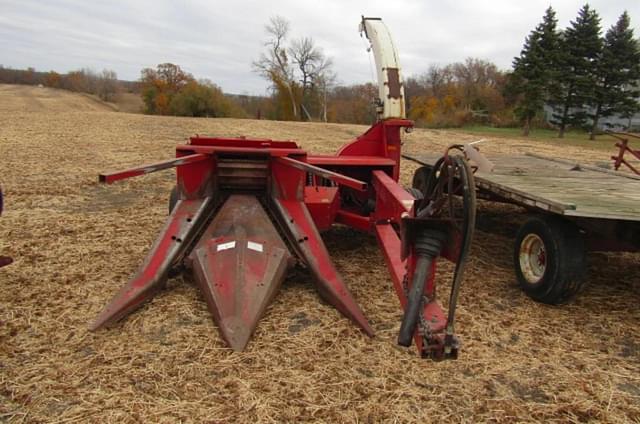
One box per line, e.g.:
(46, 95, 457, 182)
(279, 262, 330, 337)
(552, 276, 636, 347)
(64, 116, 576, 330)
(247, 241, 263, 252)
(217, 241, 236, 251)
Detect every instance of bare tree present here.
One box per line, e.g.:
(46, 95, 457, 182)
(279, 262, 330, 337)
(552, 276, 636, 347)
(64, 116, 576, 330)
(420, 64, 455, 98)
(252, 16, 298, 118)
(443, 58, 504, 113)
(253, 16, 335, 121)
(290, 38, 332, 90)
(81, 68, 99, 94)
(315, 69, 336, 122)
(289, 37, 333, 120)
(96, 69, 119, 101)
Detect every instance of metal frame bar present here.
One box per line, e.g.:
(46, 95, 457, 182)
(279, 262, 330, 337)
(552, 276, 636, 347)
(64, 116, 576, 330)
(177, 145, 305, 157)
(371, 170, 414, 224)
(99, 153, 209, 184)
(275, 156, 368, 192)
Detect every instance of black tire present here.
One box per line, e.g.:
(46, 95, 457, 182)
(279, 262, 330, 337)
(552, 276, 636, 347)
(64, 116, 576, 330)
(169, 186, 178, 214)
(514, 216, 586, 304)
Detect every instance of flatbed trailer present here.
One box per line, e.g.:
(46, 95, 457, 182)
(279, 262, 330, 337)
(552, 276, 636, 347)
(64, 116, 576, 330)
(404, 151, 640, 304)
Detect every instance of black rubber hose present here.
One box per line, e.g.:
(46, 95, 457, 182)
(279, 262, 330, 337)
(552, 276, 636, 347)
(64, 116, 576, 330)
(416, 157, 445, 215)
(397, 256, 434, 347)
(423, 157, 445, 199)
(443, 156, 476, 351)
(397, 230, 446, 347)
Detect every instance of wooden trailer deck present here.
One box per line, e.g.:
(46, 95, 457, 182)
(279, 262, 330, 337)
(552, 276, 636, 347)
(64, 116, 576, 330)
(403, 152, 640, 223)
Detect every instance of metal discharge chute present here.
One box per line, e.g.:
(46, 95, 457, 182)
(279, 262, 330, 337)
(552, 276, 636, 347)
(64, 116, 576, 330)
(91, 17, 477, 359)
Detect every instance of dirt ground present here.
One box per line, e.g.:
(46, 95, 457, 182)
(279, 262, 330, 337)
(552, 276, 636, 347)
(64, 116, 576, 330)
(0, 84, 639, 423)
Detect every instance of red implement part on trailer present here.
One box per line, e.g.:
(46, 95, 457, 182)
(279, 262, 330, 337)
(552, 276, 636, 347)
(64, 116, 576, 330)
(608, 132, 640, 176)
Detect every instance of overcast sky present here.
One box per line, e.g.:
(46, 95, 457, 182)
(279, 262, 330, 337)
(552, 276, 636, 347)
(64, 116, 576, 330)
(1, 0, 639, 95)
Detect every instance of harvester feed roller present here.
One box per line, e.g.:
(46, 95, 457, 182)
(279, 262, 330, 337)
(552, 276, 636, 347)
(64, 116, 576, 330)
(90, 17, 477, 359)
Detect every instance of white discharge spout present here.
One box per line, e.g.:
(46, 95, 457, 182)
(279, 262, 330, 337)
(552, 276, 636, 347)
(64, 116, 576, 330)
(360, 17, 406, 120)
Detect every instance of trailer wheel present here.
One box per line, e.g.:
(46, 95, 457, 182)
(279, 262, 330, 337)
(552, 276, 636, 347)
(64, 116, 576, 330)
(169, 186, 178, 214)
(514, 216, 586, 304)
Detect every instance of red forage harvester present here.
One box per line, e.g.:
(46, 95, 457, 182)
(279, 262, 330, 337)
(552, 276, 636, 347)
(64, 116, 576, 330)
(91, 17, 477, 359)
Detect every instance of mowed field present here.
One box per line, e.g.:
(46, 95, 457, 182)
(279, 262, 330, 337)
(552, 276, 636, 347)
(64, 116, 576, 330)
(0, 84, 639, 423)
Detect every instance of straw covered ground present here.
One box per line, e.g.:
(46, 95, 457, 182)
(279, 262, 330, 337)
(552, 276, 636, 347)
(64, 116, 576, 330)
(1, 84, 639, 423)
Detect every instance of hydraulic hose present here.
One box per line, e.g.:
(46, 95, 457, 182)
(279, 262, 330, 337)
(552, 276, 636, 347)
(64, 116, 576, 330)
(443, 156, 476, 353)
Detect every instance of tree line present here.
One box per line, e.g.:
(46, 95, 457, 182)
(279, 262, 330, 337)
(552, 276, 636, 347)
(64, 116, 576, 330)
(249, 16, 518, 127)
(2, 8, 637, 133)
(510, 5, 640, 137)
(0, 66, 124, 101)
(250, 11, 639, 136)
(405, 59, 510, 127)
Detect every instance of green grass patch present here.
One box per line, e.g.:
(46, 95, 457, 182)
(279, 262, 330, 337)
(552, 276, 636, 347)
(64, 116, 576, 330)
(457, 126, 617, 152)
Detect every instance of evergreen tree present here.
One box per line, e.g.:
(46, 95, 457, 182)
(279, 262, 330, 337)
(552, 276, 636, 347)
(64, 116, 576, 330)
(589, 12, 640, 138)
(511, 7, 560, 136)
(550, 4, 602, 138)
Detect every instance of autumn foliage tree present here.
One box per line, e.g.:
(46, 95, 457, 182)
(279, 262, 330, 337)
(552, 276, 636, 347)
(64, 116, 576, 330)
(326, 83, 377, 124)
(171, 79, 245, 117)
(140, 63, 245, 118)
(406, 59, 509, 127)
(44, 71, 61, 88)
(140, 63, 192, 115)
